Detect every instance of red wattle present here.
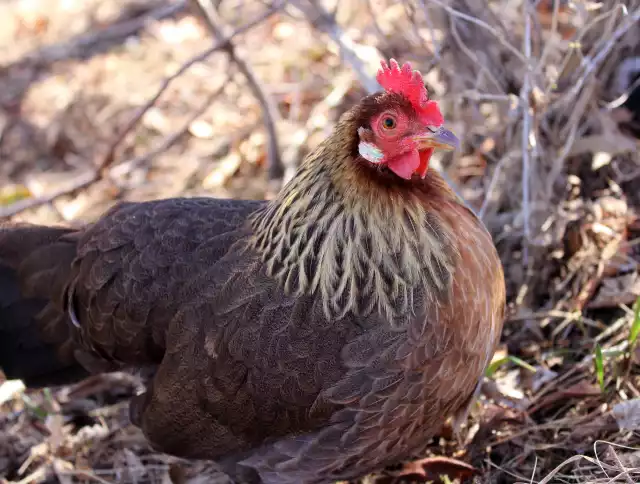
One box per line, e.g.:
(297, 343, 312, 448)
(416, 148, 434, 178)
(386, 150, 420, 180)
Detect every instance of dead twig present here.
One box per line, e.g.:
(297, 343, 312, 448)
(478, 150, 519, 221)
(423, 0, 526, 64)
(0, 170, 98, 219)
(0, 4, 284, 219)
(572, 7, 640, 103)
(536, 0, 561, 73)
(447, 9, 504, 93)
(110, 73, 233, 182)
(520, 1, 533, 262)
(415, 0, 442, 58)
(293, 0, 380, 94)
(99, 2, 284, 174)
(549, 5, 639, 109)
(189, 0, 285, 180)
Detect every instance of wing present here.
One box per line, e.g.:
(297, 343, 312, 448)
(66, 197, 265, 367)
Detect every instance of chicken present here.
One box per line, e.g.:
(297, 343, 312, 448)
(0, 59, 505, 484)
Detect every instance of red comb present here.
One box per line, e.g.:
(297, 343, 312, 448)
(376, 59, 444, 127)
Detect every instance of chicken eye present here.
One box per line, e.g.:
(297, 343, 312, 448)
(382, 116, 396, 130)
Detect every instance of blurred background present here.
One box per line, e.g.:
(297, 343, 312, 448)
(1, 0, 640, 482)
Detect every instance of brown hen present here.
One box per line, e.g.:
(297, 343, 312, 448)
(0, 60, 505, 484)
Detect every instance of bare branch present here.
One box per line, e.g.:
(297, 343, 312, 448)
(520, 1, 533, 263)
(110, 74, 232, 180)
(98, 2, 284, 174)
(0, 171, 98, 219)
(447, 10, 504, 93)
(561, 7, 640, 108)
(422, 0, 527, 64)
(478, 151, 518, 221)
(293, 0, 380, 94)
(189, 0, 285, 180)
(536, 0, 560, 73)
(544, 4, 632, 103)
(415, 0, 442, 59)
(0, 5, 284, 219)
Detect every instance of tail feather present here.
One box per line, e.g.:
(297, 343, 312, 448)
(0, 224, 89, 387)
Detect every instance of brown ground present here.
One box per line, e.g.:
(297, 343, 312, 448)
(1, 0, 640, 483)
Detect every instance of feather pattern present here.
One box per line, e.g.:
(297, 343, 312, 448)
(0, 88, 505, 484)
(251, 110, 457, 323)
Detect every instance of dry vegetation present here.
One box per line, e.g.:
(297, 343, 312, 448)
(1, 0, 640, 482)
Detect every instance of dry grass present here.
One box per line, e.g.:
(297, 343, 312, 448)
(1, 0, 640, 483)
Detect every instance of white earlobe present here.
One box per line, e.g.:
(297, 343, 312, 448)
(358, 141, 384, 164)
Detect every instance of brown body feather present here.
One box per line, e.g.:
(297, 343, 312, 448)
(0, 93, 505, 484)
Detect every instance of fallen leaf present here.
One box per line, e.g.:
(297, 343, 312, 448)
(588, 272, 640, 309)
(202, 153, 242, 188)
(0, 184, 31, 206)
(389, 456, 478, 482)
(143, 107, 172, 134)
(592, 152, 612, 170)
(521, 366, 558, 393)
(612, 398, 640, 431)
(273, 21, 295, 40)
(0, 379, 25, 405)
(189, 119, 215, 139)
(494, 369, 525, 400)
(52, 459, 74, 484)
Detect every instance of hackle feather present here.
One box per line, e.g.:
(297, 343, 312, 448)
(251, 108, 460, 322)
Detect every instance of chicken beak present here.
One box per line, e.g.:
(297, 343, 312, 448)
(412, 127, 460, 152)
